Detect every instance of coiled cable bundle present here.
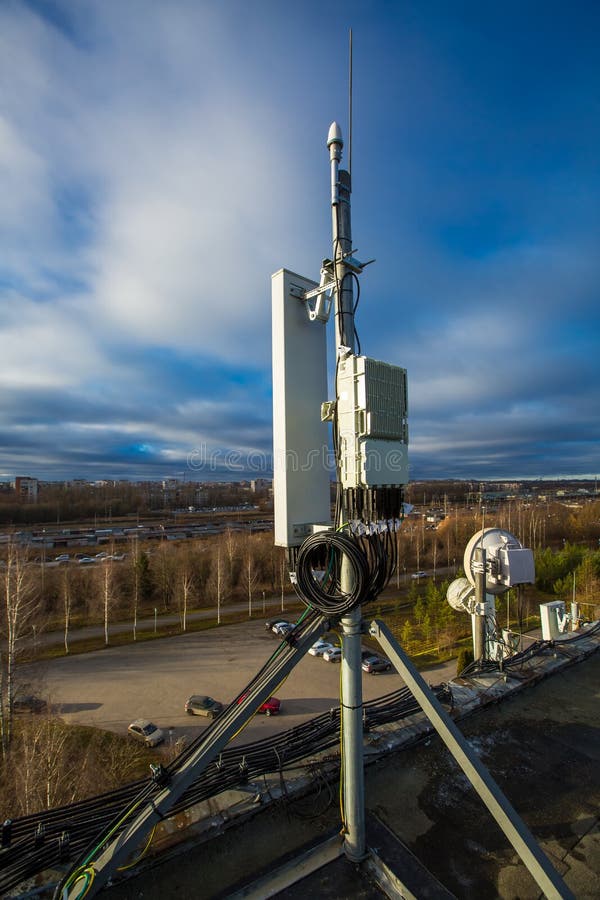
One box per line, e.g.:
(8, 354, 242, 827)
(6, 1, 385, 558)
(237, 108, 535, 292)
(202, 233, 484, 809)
(294, 530, 386, 616)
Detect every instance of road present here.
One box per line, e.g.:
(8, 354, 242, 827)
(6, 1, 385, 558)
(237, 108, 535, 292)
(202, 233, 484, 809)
(31, 599, 294, 649)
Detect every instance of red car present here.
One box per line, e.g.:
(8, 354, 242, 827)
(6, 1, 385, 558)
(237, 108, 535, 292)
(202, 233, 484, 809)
(238, 694, 281, 716)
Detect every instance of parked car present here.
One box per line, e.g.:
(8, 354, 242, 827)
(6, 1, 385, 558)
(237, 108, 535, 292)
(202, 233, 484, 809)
(127, 719, 164, 747)
(237, 694, 281, 716)
(323, 647, 342, 663)
(185, 695, 223, 718)
(13, 695, 48, 714)
(54, 554, 70, 562)
(78, 556, 96, 564)
(362, 655, 393, 674)
(308, 640, 334, 657)
(272, 621, 295, 636)
(411, 570, 428, 580)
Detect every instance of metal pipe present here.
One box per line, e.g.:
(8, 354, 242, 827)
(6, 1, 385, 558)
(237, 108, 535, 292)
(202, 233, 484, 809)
(327, 122, 366, 861)
(370, 618, 574, 900)
(473, 546, 486, 660)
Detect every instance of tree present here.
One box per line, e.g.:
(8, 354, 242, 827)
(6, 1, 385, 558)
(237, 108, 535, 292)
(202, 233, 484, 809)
(456, 647, 474, 676)
(223, 529, 241, 591)
(413, 593, 427, 625)
(422, 613, 433, 644)
(207, 545, 227, 624)
(129, 542, 152, 640)
(177, 550, 195, 632)
(102, 560, 114, 647)
(401, 619, 413, 649)
(62, 567, 72, 655)
(155, 543, 176, 611)
(0, 541, 39, 755)
(244, 540, 259, 617)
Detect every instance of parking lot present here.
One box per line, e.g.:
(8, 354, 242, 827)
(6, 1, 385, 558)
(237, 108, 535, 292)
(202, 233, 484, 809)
(22, 619, 438, 748)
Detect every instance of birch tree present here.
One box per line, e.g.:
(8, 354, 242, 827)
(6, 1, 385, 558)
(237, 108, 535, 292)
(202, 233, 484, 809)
(0, 541, 39, 755)
(102, 560, 114, 646)
(178, 557, 194, 633)
(62, 567, 71, 655)
(244, 547, 258, 618)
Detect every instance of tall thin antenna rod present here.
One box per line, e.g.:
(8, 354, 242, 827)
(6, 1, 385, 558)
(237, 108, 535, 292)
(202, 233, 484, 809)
(348, 28, 353, 177)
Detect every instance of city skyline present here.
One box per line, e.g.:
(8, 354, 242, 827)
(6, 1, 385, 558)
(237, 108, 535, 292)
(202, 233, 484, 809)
(1, 1, 599, 482)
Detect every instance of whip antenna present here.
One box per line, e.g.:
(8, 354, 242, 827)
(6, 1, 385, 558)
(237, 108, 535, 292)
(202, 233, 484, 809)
(348, 28, 353, 176)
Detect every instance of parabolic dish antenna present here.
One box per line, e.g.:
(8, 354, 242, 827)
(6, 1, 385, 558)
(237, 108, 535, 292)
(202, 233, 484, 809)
(463, 527, 535, 596)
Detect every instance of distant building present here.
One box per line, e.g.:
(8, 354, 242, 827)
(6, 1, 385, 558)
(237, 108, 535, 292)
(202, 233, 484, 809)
(250, 478, 271, 493)
(13, 476, 39, 502)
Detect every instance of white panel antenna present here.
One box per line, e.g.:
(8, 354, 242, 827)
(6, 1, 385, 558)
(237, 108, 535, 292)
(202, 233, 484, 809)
(272, 269, 332, 547)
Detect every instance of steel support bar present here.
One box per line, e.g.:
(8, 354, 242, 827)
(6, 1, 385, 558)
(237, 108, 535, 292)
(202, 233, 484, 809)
(369, 619, 574, 900)
(340, 607, 366, 861)
(62, 615, 328, 898)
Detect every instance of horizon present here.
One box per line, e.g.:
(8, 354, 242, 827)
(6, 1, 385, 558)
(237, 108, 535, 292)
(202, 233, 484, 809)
(1, 473, 599, 487)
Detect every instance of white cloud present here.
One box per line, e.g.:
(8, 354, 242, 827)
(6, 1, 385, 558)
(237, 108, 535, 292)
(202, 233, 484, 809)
(0, 294, 107, 388)
(0, 1, 597, 480)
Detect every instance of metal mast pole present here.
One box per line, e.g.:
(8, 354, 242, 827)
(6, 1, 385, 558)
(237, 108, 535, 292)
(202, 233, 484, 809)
(473, 546, 487, 660)
(327, 122, 366, 861)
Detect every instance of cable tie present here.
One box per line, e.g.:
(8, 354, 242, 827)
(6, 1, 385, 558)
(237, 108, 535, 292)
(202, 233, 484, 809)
(148, 799, 167, 821)
(150, 764, 170, 787)
(34, 822, 45, 848)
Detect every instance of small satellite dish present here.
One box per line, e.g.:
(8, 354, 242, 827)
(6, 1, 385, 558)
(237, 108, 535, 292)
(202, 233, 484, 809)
(446, 577, 476, 613)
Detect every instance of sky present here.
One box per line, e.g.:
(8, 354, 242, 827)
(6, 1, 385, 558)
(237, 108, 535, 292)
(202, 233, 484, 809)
(1, 0, 599, 483)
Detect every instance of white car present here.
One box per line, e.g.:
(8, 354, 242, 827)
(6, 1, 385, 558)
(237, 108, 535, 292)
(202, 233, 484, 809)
(323, 647, 342, 663)
(309, 640, 334, 657)
(411, 570, 428, 580)
(127, 719, 164, 747)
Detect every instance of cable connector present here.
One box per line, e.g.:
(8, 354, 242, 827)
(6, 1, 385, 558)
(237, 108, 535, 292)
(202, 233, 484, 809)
(1, 818, 12, 848)
(150, 764, 170, 787)
(238, 757, 249, 785)
(34, 822, 45, 848)
(58, 831, 70, 861)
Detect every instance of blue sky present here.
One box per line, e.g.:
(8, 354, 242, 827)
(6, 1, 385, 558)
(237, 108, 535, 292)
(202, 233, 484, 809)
(1, 0, 598, 482)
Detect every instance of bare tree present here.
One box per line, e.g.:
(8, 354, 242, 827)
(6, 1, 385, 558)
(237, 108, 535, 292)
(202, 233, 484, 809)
(178, 554, 194, 633)
(17, 717, 71, 813)
(215, 546, 223, 624)
(244, 544, 258, 618)
(131, 535, 139, 641)
(62, 567, 71, 655)
(0, 540, 39, 755)
(280, 555, 286, 612)
(101, 561, 114, 646)
(223, 527, 242, 593)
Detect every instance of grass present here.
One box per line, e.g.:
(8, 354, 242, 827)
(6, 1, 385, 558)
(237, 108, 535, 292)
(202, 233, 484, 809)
(21, 604, 307, 663)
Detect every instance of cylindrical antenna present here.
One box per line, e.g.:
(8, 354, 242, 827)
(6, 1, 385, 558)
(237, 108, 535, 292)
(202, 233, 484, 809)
(348, 28, 353, 177)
